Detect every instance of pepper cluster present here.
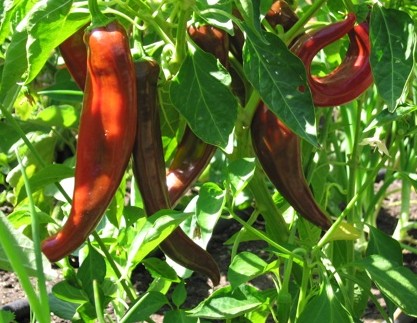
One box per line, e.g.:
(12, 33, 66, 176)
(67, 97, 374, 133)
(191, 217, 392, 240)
(41, 1, 373, 284)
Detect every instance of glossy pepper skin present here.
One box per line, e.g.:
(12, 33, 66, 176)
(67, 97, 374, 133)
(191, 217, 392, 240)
(166, 25, 230, 205)
(265, 0, 299, 32)
(59, 25, 88, 90)
(42, 22, 137, 262)
(291, 13, 373, 106)
(132, 60, 220, 286)
(251, 102, 332, 230)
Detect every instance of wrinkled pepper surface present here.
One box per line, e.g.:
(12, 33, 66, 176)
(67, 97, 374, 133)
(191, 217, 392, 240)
(291, 13, 373, 106)
(132, 60, 220, 285)
(251, 102, 332, 230)
(42, 22, 137, 261)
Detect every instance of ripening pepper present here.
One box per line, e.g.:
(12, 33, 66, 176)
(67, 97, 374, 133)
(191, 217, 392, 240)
(251, 102, 332, 230)
(42, 21, 137, 261)
(291, 13, 373, 106)
(132, 59, 220, 285)
(59, 25, 88, 90)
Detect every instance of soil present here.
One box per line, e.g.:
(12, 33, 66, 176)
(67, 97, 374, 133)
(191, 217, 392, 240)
(1, 181, 417, 323)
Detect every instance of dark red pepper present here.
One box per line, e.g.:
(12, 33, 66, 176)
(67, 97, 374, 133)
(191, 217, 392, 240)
(59, 25, 88, 90)
(132, 60, 220, 285)
(42, 22, 137, 261)
(251, 102, 332, 230)
(265, 0, 299, 32)
(291, 13, 373, 106)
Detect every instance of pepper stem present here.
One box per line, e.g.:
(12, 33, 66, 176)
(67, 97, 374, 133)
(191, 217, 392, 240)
(88, 0, 114, 28)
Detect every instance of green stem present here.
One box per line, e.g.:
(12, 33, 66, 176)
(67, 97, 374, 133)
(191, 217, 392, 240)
(15, 152, 50, 322)
(284, 0, 328, 44)
(171, 7, 191, 71)
(231, 209, 260, 260)
(295, 260, 310, 319)
(316, 156, 389, 249)
(93, 231, 136, 302)
(88, 0, 113, 28)
(94, 280, 106, 323)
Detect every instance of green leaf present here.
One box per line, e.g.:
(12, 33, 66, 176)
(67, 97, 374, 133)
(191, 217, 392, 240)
(195, 182, 225, 234)
(297, 282, 353, 323)
(359, 254, 417, 316)
(366, 226, 403, 265)
(125, 210, 190, 272)
(0, 212, 55, 279)
(164, 309, 198, 323)
(227, 157, 256, 196)
(52, 281, 88, 304)
(25, 3, 90, 83)
(142, 257, 179, 282)
(33, 105, 79, 128)
(0, 309, 15, 323)
(172, 281, 187, 308)
(363, 105, 417, 132)
(77, 244, 106, 304)
(122, 292, 169, 323)
(170, 46, 238, 148)
(243, 28, 317, 146)
(49, 293, 79, 320)
(228, 252, 269, 288)
(370, 6, 415, 111)
(187, 285, 265, 319)
(17, 164, 74, 202)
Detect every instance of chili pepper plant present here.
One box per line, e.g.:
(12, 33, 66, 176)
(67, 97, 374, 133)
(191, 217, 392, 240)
(0, 0, 417, 322)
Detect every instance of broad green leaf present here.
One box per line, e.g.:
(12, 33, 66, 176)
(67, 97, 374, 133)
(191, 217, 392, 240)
(125, 210, 190, 272)
(172, 281, 187, 308)
(52, 281, 88, 304)
(142, 257, 179, 282)
(359, 254, 417, 316)
(33, 104, 79, 128)
(363, 105, 417, 132)
(164, 309, 198, 323)
(227, 157, 256, 196)
(122, 292, 169, 323)
(48, 293, 79, 320)
(187, 284, 265, 319)
(0, 212, 55, 279)
(298, 282, 353, 323)
(195, 0, 233, 33)
(0, 0, 36, 44)
(366, 226, 402, 265)
(243, 28, 317, 146)
(234, 0, 264, 36)
(77, 244, 106, 304)
(17, 164, 74, 202)
(25, 3, 90, 83)
(170, 46, 238, 148)
(228, 252, 270, 288)
(370, 6, 415, 111)
(196, 182, 225, 234)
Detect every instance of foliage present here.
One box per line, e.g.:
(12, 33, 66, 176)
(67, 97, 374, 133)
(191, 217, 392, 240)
(1, 0, 417, 322)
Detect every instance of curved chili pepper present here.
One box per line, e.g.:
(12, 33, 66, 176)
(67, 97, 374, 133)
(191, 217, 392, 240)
(291, 13, 373, 107)
(59, 25, 88, 90)
(132, 60, 220, 285)
(251, 102, 332, 230)
(166, 126, 216, 206)
(42, 22, 137, 261)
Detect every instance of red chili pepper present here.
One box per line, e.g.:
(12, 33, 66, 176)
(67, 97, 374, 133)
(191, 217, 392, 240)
(291, 13, 373, 106)
(251, 102, 332, 230)
(59, 25, 88, 90)
(265, 0, 299, 32)
(42, 22, 137, 261)
(132, 60, 220, 285)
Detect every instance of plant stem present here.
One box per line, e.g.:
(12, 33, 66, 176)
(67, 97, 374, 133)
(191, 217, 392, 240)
(16, 151, 50, 318)
(284, 0, 328, 44)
